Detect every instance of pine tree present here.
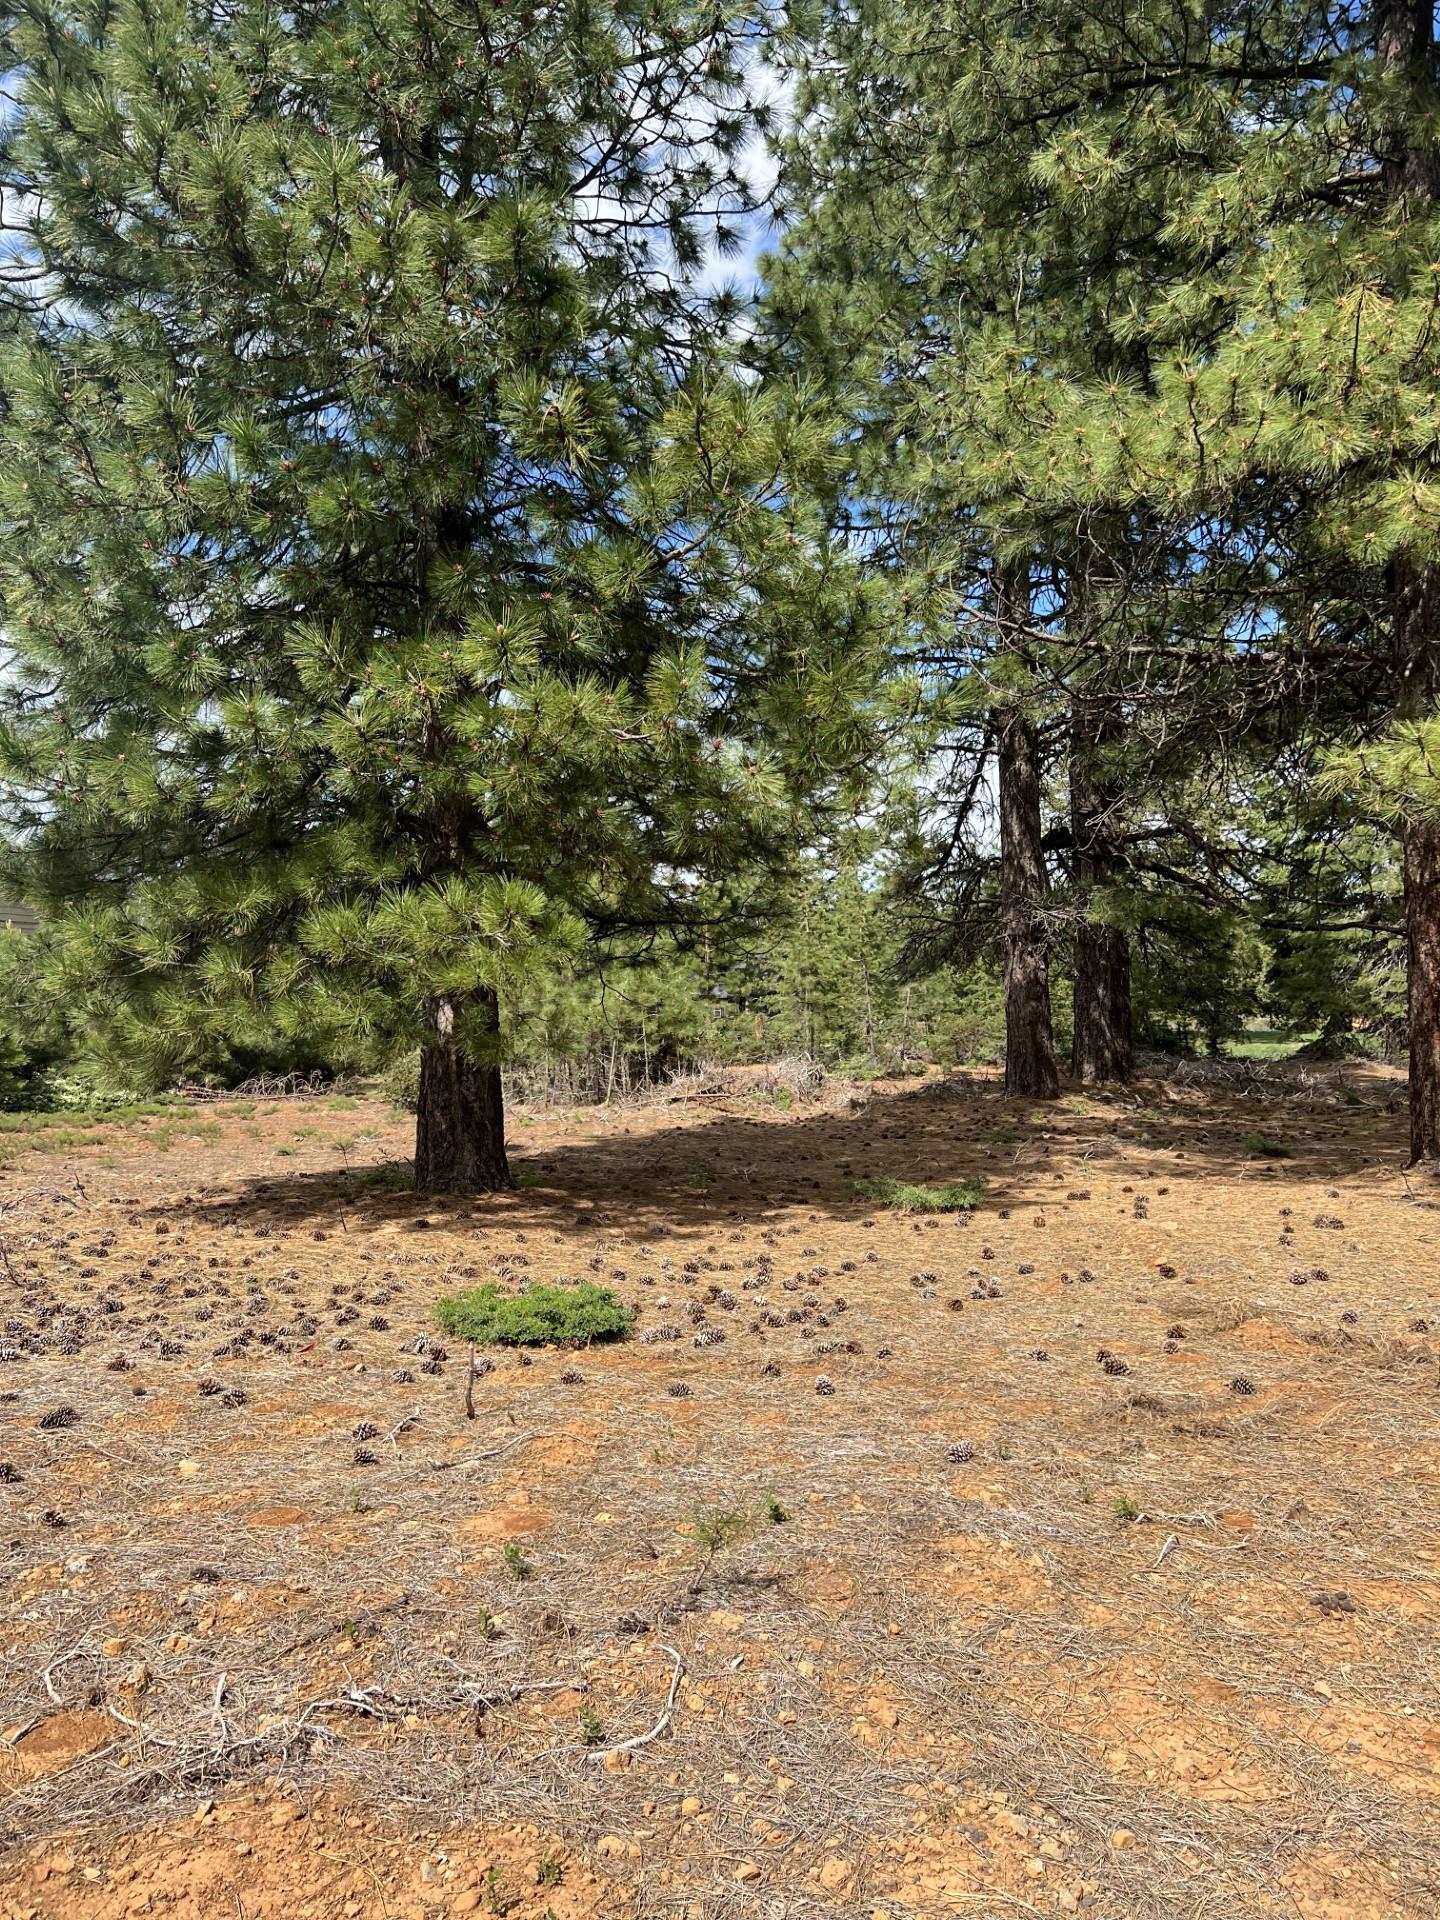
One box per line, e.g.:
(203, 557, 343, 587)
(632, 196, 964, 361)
(822, 0, 1440, 1152)
(0, 0, 852, 1188)
(771, 2, 1170, 1093)
(778, 0, 1440, 1136)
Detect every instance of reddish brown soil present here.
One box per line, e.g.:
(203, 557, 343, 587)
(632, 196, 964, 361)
(2, 1062, 1439, 1919)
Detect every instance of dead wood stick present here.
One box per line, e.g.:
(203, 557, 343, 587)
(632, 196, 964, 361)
(587, 1646, 684, 1761)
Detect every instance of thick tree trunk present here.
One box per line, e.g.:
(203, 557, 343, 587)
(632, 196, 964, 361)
(1378, 2, 1440, 1161)
(1403, 804, 1440, 1162)
(1070, 697, 1133, 1083)
(1396, 555, 1440, 1163)
(415, 989, 512, 1193)
(998, 688, 1059, 1099)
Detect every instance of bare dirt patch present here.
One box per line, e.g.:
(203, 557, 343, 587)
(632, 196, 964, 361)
(2, 1061, 1438, 1918)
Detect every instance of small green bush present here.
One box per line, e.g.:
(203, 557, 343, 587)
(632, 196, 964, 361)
(1238, 1134, 1294, 1160)
(379, 1048, 422, 1112)
(691, 1504, 751, 1558)
(434, 1280, 634, 1348)
(854, 1176, 984, 1213)
(37, 1069, 159, 1113)
(501, 1541, 534, 1580)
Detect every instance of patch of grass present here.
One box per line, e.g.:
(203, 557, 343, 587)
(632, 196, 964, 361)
(577, 1705, 606, 1747)
(1238, 1133, 1294, 1159)
(349, 1162, 412, 1192)
(0, 1120, 105, 1155)
(854, 1175, 984, 1213)
(1225, 1027, 1313, 1061)
(148, 1117, 220, 1151)
(1112, 1494, 1140, 1523)
(0, 1110, 118, 1147)
(435, 1281, 634, 1348)
(762, 1491, 788, 1525)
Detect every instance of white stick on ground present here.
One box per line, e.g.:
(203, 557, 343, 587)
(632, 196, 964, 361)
(587, 1646, 684, 1761)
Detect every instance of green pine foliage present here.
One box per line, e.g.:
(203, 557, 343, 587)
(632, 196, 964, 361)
(769, 0, 1440, 1089)
(0, 0, 864, 1125)
(3, 0, 1429, 1122)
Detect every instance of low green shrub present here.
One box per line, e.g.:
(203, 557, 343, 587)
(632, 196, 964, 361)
(1238, 1134, 1294, 1159)
(379, 1049, 422, 1112)
(434, 1280, 634, 1347)
(854, 1176, 984, 1213)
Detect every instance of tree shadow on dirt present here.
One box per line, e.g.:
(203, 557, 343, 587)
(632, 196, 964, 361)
(152, 1061, 1416, 1244)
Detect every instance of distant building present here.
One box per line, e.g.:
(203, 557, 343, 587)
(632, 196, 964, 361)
(0, 900, 40, 934)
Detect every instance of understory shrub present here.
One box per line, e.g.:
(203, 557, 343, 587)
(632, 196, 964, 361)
(855, 1176, 984, 1213)
(434, 1281, 634, 1347)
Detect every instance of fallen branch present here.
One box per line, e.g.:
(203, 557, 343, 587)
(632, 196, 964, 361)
(587, 1646, 684, 1761)
(425, 1431, 546, 1473)
(41, 1644, 89, 1705)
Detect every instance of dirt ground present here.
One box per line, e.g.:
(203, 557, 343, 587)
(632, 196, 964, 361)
(2, 1058, 1438, 1920)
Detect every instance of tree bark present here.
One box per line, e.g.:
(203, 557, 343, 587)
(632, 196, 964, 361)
(1378, 0, 1440, 1161)
(1397, 558, 1440, 1162)
(415, 989, 512, 1193)
(1070, 696, 1133, 1083)
(997, 658, 1059, 1097)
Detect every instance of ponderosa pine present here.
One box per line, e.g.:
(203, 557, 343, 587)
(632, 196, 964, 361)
(780, 0, 1440, 1141)
(0, 0, 849, 1189)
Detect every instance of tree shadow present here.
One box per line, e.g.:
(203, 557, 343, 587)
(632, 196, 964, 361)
(149, 1059, 1415, 1246)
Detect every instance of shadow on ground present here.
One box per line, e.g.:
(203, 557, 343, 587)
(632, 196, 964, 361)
(154, 1061, 1416, 1242)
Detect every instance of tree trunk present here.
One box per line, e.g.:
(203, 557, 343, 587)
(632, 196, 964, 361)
(1378, 0, 1440, 1161)
(415, 989, 512, 1193)
(998, 679, 1059, 1099)
(1397, 557, 1440, 1162)
(1404, 813, 1440, 1160)
(1070, 697, 1133, 1083)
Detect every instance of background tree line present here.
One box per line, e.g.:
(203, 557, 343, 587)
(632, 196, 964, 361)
(0, 0, 1433, 1183)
